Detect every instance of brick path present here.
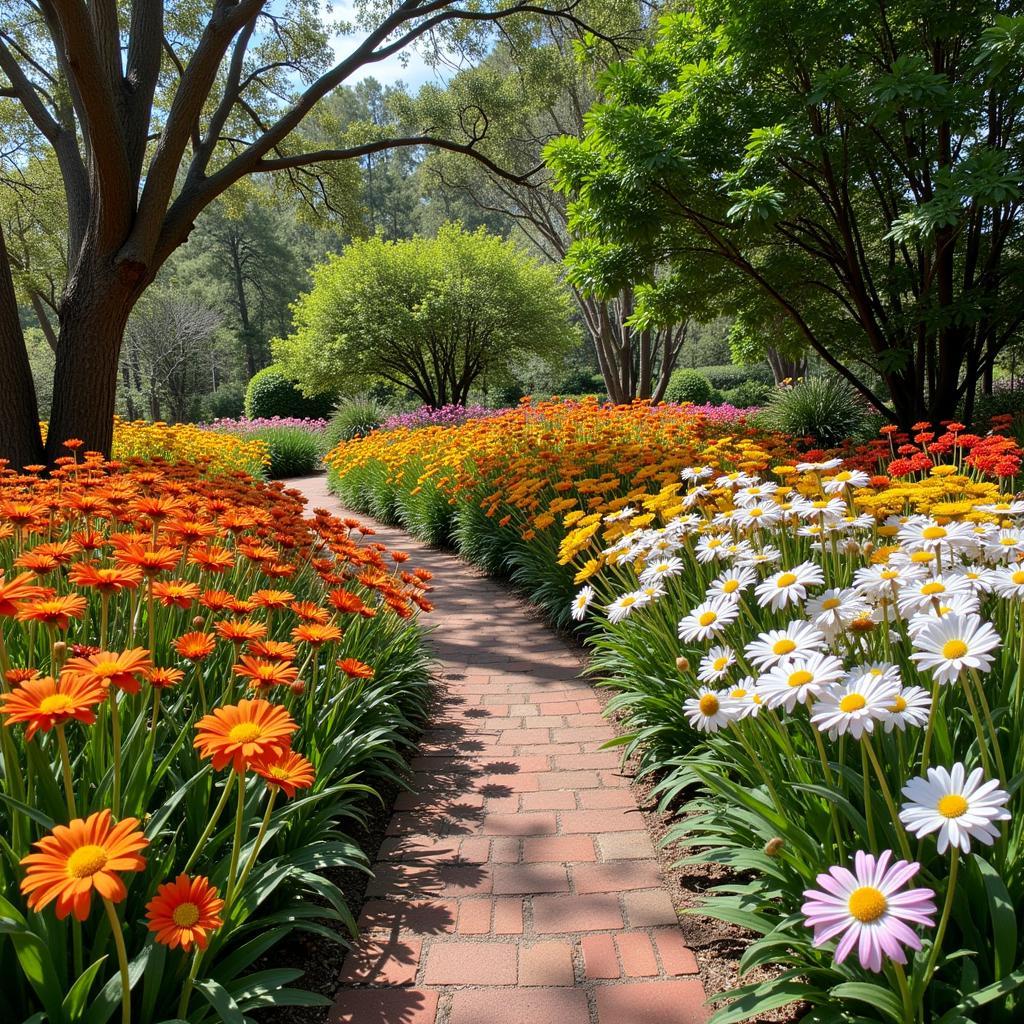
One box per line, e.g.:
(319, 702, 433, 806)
(293, 475, 708, 1024)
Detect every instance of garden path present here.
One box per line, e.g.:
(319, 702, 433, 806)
(293, 475, 708, 1024)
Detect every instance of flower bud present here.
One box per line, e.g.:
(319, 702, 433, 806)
(192, 616, 205, 629)
(289, 679, 306, 696)
(675, 656, 690, 673)
(764, 837, 784, 857)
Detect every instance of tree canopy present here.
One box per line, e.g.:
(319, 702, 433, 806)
(274, 222, 578, 406)
(546, 0, 1024, 425)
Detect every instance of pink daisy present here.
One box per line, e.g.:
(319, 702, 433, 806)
(801, 850, 936, 972)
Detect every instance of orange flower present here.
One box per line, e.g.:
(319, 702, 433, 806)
(336, 657, 374, 679)
(248, 639, 297, 662)
(232, 656, 299, 690)
(13, 550, 61, 575)
(68, 562, 144, 595)
(5, 667, 40, 687)
(0, 674, 106, 739)
(62, 648, 154, 695)
(250, 589, 295, 610)
(16, 595, 87, 630)
(215, 618, 267, 645)
(151, 580, 201, 609)
(328, 590, 369, 615)
(115, 543, 180, 577)
(194, 698, 297, 772)
(252, 750, 315, 798)
(187, 545, 234, 574)
(146, 874, 224, 951)
(290, 600, 330, 624)
(200, 588, 235, 612)
(0, 571, 50, 616)
(20, 809, 148, 920)
(147, 667, 185, 689)
(291, 623, 342, 647)
(173, 632, 216, 661)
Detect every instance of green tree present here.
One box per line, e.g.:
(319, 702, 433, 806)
(275, 222, 578, 406)
(546, 1, 1024, 426)
(0, 0, 599, 466)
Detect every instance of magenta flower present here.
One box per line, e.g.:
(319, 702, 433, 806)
(801, 850, 936, 972)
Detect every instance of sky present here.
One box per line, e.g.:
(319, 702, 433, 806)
(324, 0, 459, 92)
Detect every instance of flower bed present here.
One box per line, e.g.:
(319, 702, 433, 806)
(0, 444, 432, 1021)
(325, 397, 792, 625)
(381, 403, 497, 431)
(110, 418, 271, 476)
(571, 430, 1024, 1021)
(205, 417, 327, 479)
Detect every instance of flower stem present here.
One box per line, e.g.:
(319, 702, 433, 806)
(891, 961, 914, 1024)
(920, 679, 941, 774)
(224, 772, 248, 907)
(56, 725, 77, 819)
(110, 692, 122, 817)
(233, 789, 277, 905)
(176, 948, 204, 1020)
(862, 733, 911, 860)
(103, 898, 132, 1024)
(861, 742, 878, 850)
(182, 771, 235, 874)
(921, 848, 959, 991)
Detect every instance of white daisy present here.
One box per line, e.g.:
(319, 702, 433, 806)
(821, 468, 871, 494)
(570, 586, 595, 622)
(606, 591, 647, 624)
(639, 557, 685, 585)
(695, 535, 730, 563)
(604, 505, 637, 523)
(909, 612, 1001, 685)
(952, 566, 995, 594)
(853, 562, 926, 599)
(697, 646, 736, 682)
(677, 597, 740, 642)
(736, 544, 782, 568)
(810, 671, 899, 739)
(754, 561, 825, 611)
(905, 594, 981, 636)
(806, 588, 869, 639)
(792, 496, 848, 523)
(897, 519, 976, 554)
(733, 501, 783, 530)
(746, 620, 828, 670)
(975, 500, 1024, 516)
(683, 688, 740, 733)
(796, 457, 844, 472)
(983, 529, 1024, 563)
(680, 465, 714, 483)
(758, 653, 846, 712)
(714, 470, 757, 489)
(897, 574, 973, 617)
(883, 685, 932, 732)
(734, 483, 774, 505)
(991, 562, 1024, 600)
(718, 678, 763, 719)
(899, 764, 1011, 854)
(707, 565, 757, 602)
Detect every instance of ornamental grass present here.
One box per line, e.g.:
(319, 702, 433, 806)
(570, 430, 1024, 1022)
(0, 442, 432, 1022)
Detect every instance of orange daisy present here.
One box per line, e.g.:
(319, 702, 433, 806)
(67, 562, 143, 594)
(187, 545, 234, 574)
(193, 699, 297, 772)
(291, 623, 343, 647)
(336, 658, 374, 679)
(247, 640, 297, 662)
(16, 595, 87, 630)
(0, 571, 50, 616)
(0, 674, 106, 739)
(249, 589, 295, 610)
(151, 580, 201, 609)
(252, 750, 316, 798)
(13, 550, 61, 575)
(146, 874, 224, 951)
(147, 667, 185, 689)
(115, 543, 181, 577)
(328, 590, 369, 615)
(173, 632, 216, 661)
(232, 657, 299, 690)
(290, 601, 330, 624)
(200, 588, 235, 612)
(5, 667, 40, 687)
(20, 809, 148, 920)
(214, 619, 267, 645)
(62, 648, 154, 695)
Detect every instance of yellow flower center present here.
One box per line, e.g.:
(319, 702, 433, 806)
(922, 526, 947, 540)
(621, 596, 636, 607)
(713, 657, 729, 671)
(698, 611, 718, 626)
(848, 885, 888, 923)
(911, 551, 934, 563)
(228, 722, 263, 743)
(839, 694, 866, 713)
(772, 638, 797, 656)
(748, 508, 763, 517)
(937, 794, 968, 818)
(890, 695, 907, 713)
(788, 670, 814, 688)
(777, 573, 798, 587)
(93, 661, 120, 678)
(39, 694, 75, 714)
(1001, 537, 1018, 546)
(67, 844, 109, 879)
(941, 639, 968, 660)
(730, 688, 747, 699)
(172, 901, 201, 927)
(822, 597, 840, 610)
(836, 472, 851, 482)
(1013, 571, 1024, 585)
(881, 570, 899, 580)
(920, 582, 945, 595)
(698, 694, 720, 716)
(722, 580, 739, 593)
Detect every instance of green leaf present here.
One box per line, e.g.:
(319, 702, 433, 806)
(829, 981, 905, 1022)
(934, 966, 1024, 1023)
(195, 978, 245, 1024)
(62, 957, 108, 1020)
(975, 855, 1016, 979)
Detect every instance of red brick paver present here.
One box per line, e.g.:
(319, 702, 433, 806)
(292, 476, 708, 1024)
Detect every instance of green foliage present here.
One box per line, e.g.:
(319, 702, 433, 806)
(759, 376, 866, 446)
(274, 223, 578, 408)
(322, 397, 387, 451)
(202, 382, 246, 421)
(249, 426, 322, 478)
(697, 364, 774, 390)
(244, 365, 335, 420)
(664, 369, 716, 405)
(722, 379, 773, 408)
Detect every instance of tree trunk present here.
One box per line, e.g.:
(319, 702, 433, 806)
(0, 225, 45, 467)
(45, 268, 137, 462)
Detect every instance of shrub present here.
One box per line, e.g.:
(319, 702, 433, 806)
(250, 425, 322, 478)
(202, 382, 246, 421)
(321, 396, 386, 452)
(664, 369, 716, 405)
(722, 379, 774, 408)
(971, 382, 1024, 430)
(698, 363, 775, 390)
(760, 374, 866, 446)
(245, 364, 335, 420)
